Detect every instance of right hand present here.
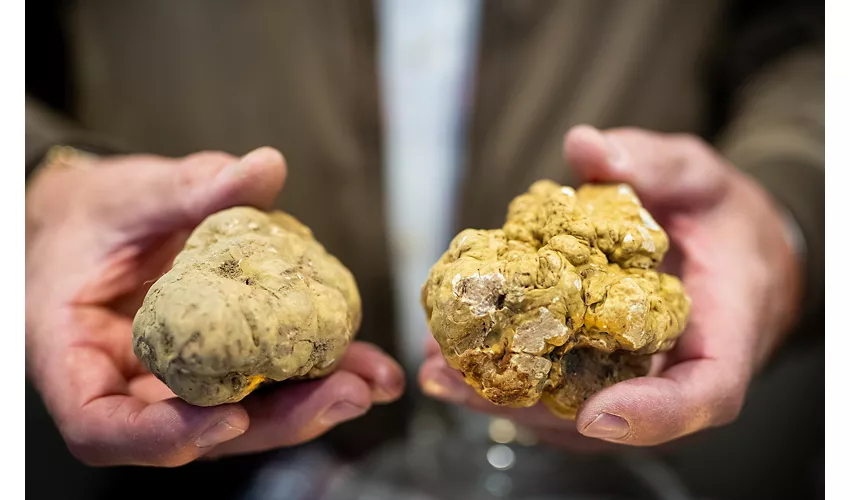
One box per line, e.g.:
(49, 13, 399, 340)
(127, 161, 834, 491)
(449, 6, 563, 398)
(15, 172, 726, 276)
(419, 125, 802, 450)
(25, 147, 404, 467)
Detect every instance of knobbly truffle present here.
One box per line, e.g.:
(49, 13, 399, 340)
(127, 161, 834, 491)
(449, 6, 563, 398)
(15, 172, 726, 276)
(421, 180, 690, 418)
(133, 207, 361, 406)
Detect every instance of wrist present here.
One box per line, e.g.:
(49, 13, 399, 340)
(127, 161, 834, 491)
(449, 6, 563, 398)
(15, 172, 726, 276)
(27, 143, 116, 188)
(755, 181, 807, 364)
(730, 174, 805, 368)
(737, 160, 823, 343)
(780, 206, 807, 272)
(770, 190, 807, 341)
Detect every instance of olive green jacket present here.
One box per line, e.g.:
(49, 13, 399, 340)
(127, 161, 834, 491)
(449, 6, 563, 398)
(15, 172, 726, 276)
(26, 0, 823, 453)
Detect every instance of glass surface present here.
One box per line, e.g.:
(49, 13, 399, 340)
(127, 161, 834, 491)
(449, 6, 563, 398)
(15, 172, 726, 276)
(240, 400, 698, 500)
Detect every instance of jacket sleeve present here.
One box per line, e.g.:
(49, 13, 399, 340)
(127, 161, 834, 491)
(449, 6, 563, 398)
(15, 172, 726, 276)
(714, 44, 824, 331)
(25, 96, 125, 180)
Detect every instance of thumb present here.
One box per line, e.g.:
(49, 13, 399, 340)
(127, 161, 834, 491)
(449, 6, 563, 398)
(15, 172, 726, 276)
(65, 395, 250, 467)
(563, 125, 730, 209)
(96, 147, 287, 241)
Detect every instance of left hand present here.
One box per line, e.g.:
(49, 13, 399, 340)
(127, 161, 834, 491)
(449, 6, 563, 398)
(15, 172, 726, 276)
(26, 148, 405, 466)
(419, 125, 803, 448)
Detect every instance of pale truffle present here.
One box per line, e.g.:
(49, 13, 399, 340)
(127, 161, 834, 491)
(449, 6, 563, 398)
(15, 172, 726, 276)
(133, 207, 361, 406)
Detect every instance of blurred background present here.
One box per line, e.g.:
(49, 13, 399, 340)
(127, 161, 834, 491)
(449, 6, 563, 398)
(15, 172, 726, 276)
(26, 1, 823, 499)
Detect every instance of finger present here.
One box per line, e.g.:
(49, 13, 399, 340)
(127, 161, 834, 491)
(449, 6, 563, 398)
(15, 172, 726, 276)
(563, 125, 730, 209)
(128, 373, 178, 403)
(424, 336, 441, 357)
(570, 210, 756, 447)
(96, 147, 287, 241)
(208, 370, 373, 456)
(419, 353, 480, 404)
(420, 349, 680, 435)
(74, 396, 249, 467)
(103, 230, 191, 316)
(124, 341, 403, 409)
(52, 345, 249, 467)
(575, 357, 747, 446)
(419, 356, 619, 453)
(337, 342, 405, 403)
(419, 355, 574, 428)
(647, 352, 668, 377)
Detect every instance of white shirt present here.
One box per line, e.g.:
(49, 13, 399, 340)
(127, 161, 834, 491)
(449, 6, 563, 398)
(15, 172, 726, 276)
(377, 0, 483, 369)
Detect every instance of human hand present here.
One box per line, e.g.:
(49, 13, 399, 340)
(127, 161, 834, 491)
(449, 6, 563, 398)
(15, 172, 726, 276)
(420, 125, 802, 448)
(25, 148, 404, 466)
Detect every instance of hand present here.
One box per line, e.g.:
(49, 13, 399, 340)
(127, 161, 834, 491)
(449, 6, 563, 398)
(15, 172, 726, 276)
(25, 148, 404, 466)
(420, 125, 802, 448)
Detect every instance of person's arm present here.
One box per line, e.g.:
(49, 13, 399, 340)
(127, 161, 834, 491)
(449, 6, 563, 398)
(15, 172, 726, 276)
(26, 145, 406, 467)
(25, 12, 404, 465)
(420, 16, 824, 447)
(24, 0, 113, 178)
(420, 3, 823, 449)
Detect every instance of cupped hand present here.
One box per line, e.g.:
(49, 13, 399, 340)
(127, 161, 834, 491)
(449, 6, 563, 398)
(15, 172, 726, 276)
(420, 125, 802, 448)
(25, 148, 404, 467)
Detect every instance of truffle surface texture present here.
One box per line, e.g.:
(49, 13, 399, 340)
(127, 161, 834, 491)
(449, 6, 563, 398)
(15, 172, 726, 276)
(421, 181, 690, 418)
(133, 207, 361, 406)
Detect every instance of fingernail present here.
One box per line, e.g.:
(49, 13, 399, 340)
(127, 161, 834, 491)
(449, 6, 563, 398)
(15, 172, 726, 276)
(581, 413, 630, 440)
(372, 383, 402, 403)
(319, 401, 368, 426)
(421, 371, 471, 404)
(219, 149, 267, 180)
(196, 420, 246, 448)
(376, 367, 406, 403)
